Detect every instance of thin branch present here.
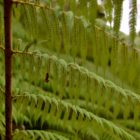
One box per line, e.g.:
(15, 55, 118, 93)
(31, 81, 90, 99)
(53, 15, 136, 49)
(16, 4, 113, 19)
(12, 0, 51, 10)
(4, 0, 13, 139)
(12, 0, 81, 19)
(12, 50, 39, 56)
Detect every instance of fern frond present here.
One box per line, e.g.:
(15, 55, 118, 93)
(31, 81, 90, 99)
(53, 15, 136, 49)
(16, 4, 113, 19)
(129, 0, 137, 45)
(88, 0, 98, 24)
(29, 4, 38, 39)
(113, 119, 140, 133)
(12, 0, 140, 92)
(60, 12, 71, 54)
(21, 4, 33, 39)
(14, 94, 133, 139)
(12, 51, 140, 122)
(113, 0, 123, 35)
(13, 93, 135, 140)
(1, 1, 140, 140)
(13, 130, 69, 140)
(103, 0, 113, 26)
(66, 99, 114, 119)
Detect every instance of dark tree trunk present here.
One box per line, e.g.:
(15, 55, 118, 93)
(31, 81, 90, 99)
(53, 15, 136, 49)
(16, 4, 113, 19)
(4, 0, 13, 140)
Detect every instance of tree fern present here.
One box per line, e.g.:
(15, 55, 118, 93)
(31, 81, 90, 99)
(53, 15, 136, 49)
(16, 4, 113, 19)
(0, 0, 140, 140)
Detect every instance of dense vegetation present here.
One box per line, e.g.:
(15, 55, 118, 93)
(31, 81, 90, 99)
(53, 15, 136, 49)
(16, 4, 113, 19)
(0, 0, 140, 139)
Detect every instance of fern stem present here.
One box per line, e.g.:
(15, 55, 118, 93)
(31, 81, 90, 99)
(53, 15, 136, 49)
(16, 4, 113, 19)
(4, 0, 13, 139)
(12, 0, 52, 10)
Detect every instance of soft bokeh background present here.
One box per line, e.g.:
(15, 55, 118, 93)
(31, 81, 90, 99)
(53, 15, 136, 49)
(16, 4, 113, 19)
(120, 0, 140, 34)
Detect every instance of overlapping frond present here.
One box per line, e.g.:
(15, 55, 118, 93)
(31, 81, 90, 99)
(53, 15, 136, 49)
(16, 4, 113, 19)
(11, 52, 140, 124)
(11, 0, 140, 93)
(13, 130, 69, 140)
(0, 0, 140, 140)
(12, 93, 135, 140)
